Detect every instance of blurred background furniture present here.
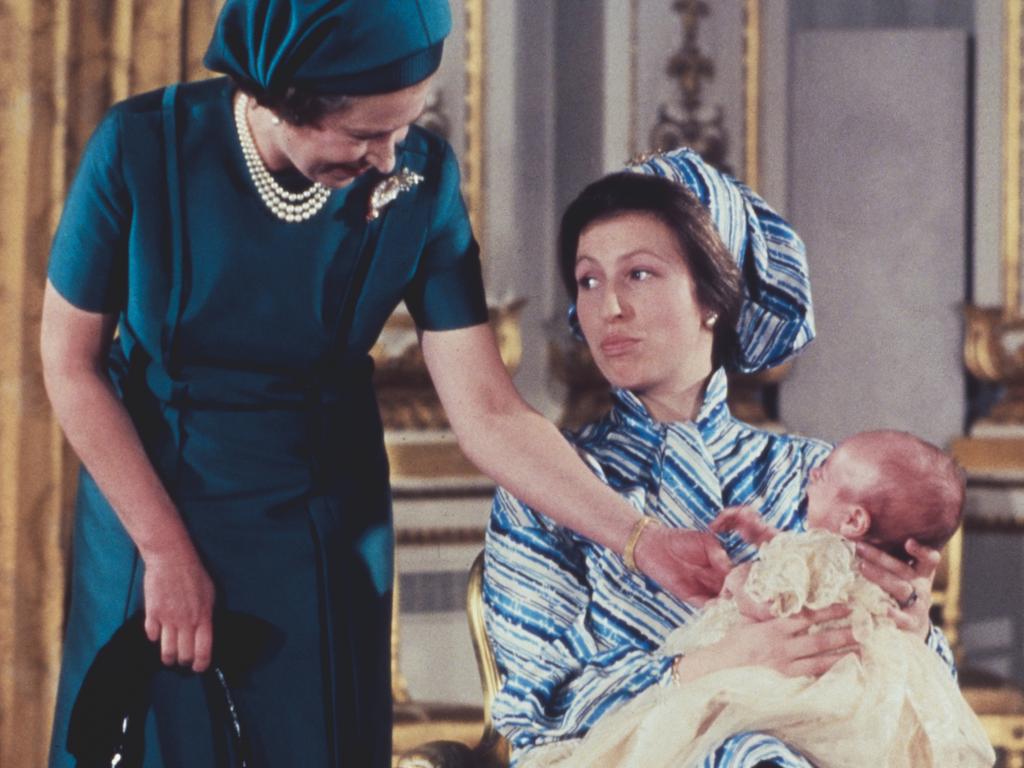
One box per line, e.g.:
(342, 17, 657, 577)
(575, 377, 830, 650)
(948, 439, 1024, 768)
(394, 552, 508, 768)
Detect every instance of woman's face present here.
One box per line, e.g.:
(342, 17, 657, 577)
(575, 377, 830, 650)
(574, 212, 715, 401)
(274, 77, 432, 188)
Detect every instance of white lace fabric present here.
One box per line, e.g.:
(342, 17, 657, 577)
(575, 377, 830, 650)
(523, 531, 994, 768)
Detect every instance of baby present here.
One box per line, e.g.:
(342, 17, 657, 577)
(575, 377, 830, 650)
(712, 429, 965, 621)
(528, 432, 994, 768)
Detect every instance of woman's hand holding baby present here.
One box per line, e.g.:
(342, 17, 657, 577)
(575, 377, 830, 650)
(675, 603, 860, 685)
(856, 538, 939, 640)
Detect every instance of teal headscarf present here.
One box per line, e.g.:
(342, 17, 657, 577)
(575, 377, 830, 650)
(204, 0, 451, 96)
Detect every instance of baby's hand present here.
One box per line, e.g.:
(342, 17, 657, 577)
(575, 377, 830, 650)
(723, 562, 775, 622)
(711, 505, 776, 547)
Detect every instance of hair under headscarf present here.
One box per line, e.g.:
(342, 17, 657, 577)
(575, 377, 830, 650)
(628, 148, 815, 373)
(204, 0, 452, 97)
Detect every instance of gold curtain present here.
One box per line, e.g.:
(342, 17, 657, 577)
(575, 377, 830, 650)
(0, 1, 216, 763)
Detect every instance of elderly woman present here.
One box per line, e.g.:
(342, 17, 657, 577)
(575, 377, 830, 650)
(483, 149, 951, 767)
(42, 2, 731, 766)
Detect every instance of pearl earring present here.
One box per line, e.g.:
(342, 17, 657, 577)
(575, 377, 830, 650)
(704, 312, 719, 328)
(271, 115, 282, 126)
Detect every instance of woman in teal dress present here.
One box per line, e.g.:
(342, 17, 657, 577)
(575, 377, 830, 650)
(42, 1, 749, 766)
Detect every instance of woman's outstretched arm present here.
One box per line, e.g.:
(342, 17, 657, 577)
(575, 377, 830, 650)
(422, 322, 731, 603)
(41, 281, 214, 671)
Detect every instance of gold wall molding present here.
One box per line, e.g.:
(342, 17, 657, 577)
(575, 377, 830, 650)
(462, 0, 485, 236)
(742, 0, 761, 191)
(396, 526, 486, 547)
(965, 0, 1024, 426)
(1004, 0, 1022, 317)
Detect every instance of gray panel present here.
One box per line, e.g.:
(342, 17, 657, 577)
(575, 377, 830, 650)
(781, 30, 968, 447)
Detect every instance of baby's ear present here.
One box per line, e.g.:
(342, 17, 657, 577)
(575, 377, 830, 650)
(839, 505, 871, 538)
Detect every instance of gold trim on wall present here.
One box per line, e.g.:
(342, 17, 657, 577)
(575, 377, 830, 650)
(463, 0, 485, 235)
(1004, 0, 1022, 318)
(742, 0, 761, 191)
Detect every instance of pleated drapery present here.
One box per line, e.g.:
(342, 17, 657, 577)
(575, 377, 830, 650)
(0, 2, 217, 763)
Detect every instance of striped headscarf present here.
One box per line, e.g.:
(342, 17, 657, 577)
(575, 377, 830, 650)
(628, 148, 814, 374)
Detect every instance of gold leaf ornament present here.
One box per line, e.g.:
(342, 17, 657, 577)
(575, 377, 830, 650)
(366, 168, 425, 221)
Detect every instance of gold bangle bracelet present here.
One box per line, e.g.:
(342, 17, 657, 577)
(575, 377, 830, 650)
(623, 516, 655, 572)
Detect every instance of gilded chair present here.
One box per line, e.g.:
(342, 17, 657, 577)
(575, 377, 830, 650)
(398, 531, 1024, 768)
(935, 529, 1024, 768)
(394, 552, 509, 768)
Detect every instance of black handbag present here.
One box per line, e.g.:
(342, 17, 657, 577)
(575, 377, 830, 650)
(66, 611, 280, 768)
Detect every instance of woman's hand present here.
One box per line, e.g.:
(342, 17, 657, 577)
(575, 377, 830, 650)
(856, 538, 939, 641)
(710, 505, 777, 547)
(142, 542, 216, 672)
(634, 527, 732, 606)
(676, 603, 859, 684)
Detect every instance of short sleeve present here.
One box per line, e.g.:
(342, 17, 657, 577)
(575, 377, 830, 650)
(403, 143, 488, 330)
(48, 109, 131, 313)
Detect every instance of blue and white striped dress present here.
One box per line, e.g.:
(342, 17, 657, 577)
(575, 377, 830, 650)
(483, 369, 955, 767)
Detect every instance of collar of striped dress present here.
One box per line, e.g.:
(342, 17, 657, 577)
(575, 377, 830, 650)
(607, 367, 731, 439)
(597, 369, 751, 549)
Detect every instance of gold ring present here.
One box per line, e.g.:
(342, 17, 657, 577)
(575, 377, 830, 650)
(898, 589, 918, 610)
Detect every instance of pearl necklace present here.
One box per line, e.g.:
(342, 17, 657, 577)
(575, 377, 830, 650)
(233, 93, 332, 223)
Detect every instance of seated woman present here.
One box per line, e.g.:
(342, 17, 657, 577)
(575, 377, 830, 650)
(482, 148, 953, 768)
(524, 430, 993, 767)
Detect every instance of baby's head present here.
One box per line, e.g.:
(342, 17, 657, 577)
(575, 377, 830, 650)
(805, 430, 965, 561)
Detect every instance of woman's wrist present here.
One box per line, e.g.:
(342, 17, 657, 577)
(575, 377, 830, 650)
(624, 516, 658, 571)
(136, 519, 197, 565)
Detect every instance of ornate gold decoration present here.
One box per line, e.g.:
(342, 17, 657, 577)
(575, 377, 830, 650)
(366, 167, 424, 221)
(391, 577, 412, 704)
(650, 0, 730, 172)
(463, 0, 485, 236)
(965, 0, 1024, 426)
(951, 434, 1024, 481)
(964, 306, 1024, 423)
(742, 0, 760, 190)
(387, 435, 485, 483)
(396, 527, 487, 547)
(1004, 0, 1022, 317)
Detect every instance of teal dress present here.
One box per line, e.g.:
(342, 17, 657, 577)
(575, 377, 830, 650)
(47, 77, 487, 767)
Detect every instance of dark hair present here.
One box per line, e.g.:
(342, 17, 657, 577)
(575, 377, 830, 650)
(234, 80, 352, 127)
(559, 172, 743, 367)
